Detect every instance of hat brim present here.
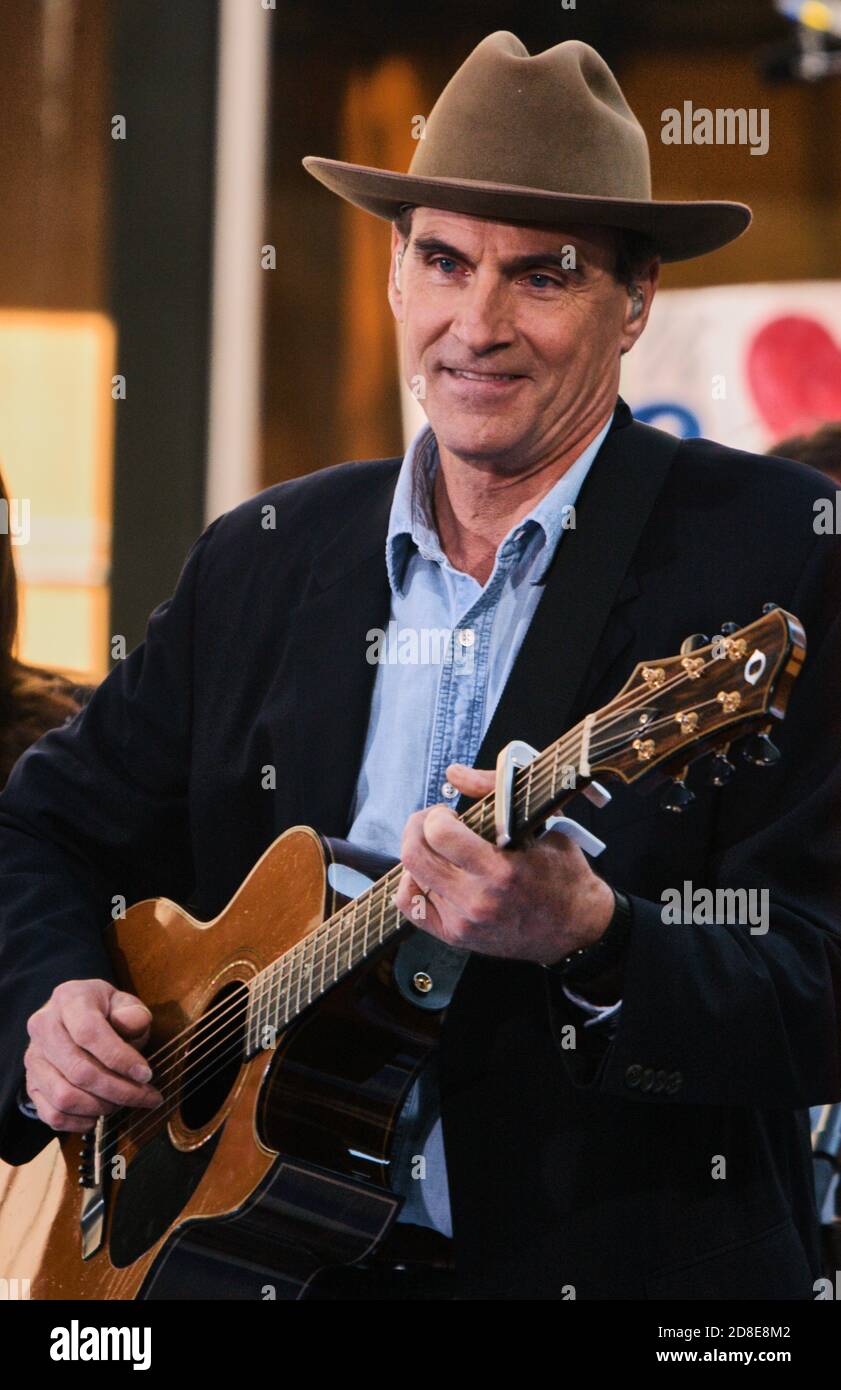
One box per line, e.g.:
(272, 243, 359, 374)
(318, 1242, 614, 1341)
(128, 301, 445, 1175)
(302, 156, 751, 264)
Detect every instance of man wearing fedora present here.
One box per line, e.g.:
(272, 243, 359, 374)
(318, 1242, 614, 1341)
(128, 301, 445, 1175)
(0, 32, 840, 1301)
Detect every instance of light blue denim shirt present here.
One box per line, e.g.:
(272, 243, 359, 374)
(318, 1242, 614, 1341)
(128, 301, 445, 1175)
(346, 412, 616, 1236)
(349, 414, 612, 856)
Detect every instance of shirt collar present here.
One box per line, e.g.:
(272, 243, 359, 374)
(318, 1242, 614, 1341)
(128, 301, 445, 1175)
(386, 412, 613, 597)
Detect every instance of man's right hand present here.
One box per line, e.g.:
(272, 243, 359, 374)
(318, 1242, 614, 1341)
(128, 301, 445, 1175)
(23, 979, 163, 1132)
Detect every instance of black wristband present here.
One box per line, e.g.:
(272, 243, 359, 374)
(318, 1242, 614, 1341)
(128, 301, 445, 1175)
(543, 886, 633, 986)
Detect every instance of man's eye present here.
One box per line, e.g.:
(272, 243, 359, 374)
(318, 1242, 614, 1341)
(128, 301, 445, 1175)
(525, 273, 561, 289)
(430, 256, 458, 274)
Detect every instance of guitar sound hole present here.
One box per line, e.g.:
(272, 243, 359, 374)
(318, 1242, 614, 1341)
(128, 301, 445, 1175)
(179, 982, 247, 1131)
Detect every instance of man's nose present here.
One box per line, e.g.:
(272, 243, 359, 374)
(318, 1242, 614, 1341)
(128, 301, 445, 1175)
(450, 275, 514, 354)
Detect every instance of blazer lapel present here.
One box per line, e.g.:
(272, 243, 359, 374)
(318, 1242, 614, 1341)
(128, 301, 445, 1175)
(460, 401, 680, 805)
(288, 464, 399, 837)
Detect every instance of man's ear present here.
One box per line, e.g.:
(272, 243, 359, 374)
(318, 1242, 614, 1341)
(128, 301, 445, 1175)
(388, 224, 405, 322)
(619, 258, 660, 356)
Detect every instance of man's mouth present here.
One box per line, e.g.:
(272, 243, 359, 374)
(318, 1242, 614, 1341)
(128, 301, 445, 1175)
(444, 368, 524, 382)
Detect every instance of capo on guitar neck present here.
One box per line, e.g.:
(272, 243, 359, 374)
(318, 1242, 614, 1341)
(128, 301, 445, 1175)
(493, 738, 610, 857)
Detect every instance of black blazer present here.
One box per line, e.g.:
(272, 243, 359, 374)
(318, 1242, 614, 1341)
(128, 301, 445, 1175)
(1, 397, 840, 1300)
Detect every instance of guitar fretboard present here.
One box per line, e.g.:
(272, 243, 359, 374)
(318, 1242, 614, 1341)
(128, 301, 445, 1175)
(242, 725, 587, 1057)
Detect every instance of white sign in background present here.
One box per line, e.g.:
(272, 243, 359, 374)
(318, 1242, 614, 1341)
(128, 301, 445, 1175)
(619, 280, 841, 453)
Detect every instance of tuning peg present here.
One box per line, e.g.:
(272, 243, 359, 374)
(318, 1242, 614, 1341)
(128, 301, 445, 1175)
(660, 776, 696, 814)
(680, 632, 709, 655)
(719, 622, 739, 636)
(706, 747, 736, 786)
(741, 732, 781, 767)
(761, 603, 778, 614)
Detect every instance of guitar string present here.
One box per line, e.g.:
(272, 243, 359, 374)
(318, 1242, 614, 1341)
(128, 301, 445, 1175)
(94, 686, 747, 1163)
(102, 646, 751, 1109)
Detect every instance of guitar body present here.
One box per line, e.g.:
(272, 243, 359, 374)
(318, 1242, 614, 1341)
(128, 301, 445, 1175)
(0, 826, 449, 1300)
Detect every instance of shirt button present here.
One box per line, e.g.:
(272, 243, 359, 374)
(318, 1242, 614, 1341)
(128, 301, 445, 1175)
(441, 781, 459, 800)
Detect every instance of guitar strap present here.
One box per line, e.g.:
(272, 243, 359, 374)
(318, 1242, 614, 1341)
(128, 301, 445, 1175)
(393, 417, 681, 1010)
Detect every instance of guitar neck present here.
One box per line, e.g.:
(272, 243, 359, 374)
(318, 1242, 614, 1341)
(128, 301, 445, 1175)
(243, 722, 587, 1055)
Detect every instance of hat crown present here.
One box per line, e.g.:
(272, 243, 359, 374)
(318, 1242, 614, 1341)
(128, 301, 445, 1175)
(408, 32, 652, 202)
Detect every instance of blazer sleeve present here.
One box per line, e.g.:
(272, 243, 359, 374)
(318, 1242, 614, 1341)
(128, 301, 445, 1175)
(546, 532, 841, 1108)
(0, 517, 221, 1164)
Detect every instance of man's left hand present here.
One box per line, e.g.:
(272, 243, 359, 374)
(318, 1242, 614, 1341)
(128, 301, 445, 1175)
(393, 762, 615, 964)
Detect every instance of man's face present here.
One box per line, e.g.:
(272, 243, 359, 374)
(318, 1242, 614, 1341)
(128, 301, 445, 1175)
(388, 208, 657, 470)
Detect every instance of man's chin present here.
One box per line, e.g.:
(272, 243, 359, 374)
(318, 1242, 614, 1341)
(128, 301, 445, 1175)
(426, 406, 525, 454)
(430, 425, 528, 465)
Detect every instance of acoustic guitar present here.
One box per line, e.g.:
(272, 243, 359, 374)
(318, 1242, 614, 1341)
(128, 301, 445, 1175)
(0, 608, 804, 1299)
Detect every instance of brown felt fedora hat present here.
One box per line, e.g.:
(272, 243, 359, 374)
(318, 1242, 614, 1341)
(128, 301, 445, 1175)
(302, 31, 751, 263)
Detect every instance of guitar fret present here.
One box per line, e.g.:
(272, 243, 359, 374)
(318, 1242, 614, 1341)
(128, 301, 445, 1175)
(278, 949, 290, 1028)
(350, 903, 364, 972)
(351, 899, 362, 972)
(247, 981, 255, 1055)
(325, 919, 336, 984)
(257, 974, 267, 1051)
(304, 936, 314, 1005)
(293, 944, 303, 1017)
(265, 962, 275, 1048)
(246, 982, 255, 1055)
(317, 926, 327, 999)
(377, 884, 387, 945)
(273, 958, 282, 1032)
(260, 966, 269, 1048)
(337, 906, 349, 975)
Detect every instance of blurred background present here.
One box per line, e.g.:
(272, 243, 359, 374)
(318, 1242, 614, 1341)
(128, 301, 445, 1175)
(0, 0, 840, 674)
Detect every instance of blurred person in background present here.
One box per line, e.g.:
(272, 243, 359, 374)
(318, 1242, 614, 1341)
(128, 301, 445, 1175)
(769, 422, 841, 485)
(0, 468, 86, 786)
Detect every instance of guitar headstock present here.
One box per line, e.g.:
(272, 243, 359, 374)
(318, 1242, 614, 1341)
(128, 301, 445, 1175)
(586, 608, 805, 789)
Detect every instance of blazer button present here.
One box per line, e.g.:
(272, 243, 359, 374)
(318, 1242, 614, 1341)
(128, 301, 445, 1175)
(640, 1067, 655, 1092)
(653, 1069, 667, 1093)
(625, 1064, 642, 1088)
(666, 1070, 683, 1095)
